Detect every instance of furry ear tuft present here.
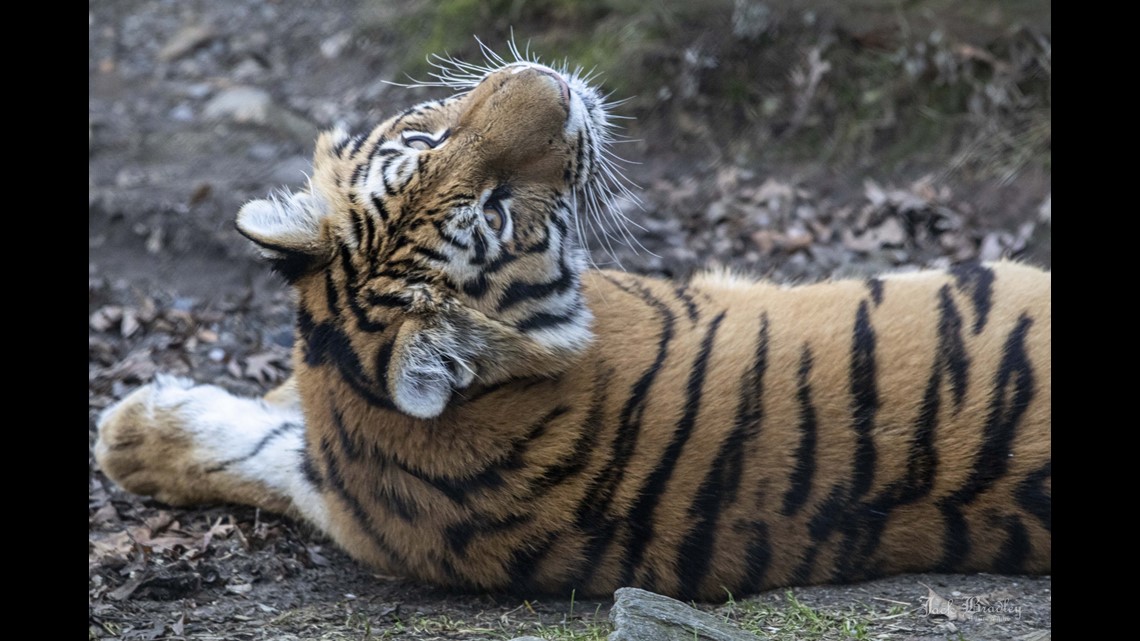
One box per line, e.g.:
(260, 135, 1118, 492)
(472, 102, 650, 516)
(236, 191, 329, 281)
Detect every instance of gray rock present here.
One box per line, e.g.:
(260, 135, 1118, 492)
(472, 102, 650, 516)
(608, 588, 762, 641)
(204, 86, 273, 124)
(204, 86, 319, 143)
(507, 637, 547, 641)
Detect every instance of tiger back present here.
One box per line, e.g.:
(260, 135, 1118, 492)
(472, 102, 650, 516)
(95, 57, 1050, 601)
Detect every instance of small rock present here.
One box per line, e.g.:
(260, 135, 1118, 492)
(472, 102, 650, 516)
(231, 57, 265, 82)
(608, 587, 761, 641)
(320, 31, 352, 59)
(158, 24, 215, 62)
(168, 103, 194, 122)
(204, 86, 272, 124)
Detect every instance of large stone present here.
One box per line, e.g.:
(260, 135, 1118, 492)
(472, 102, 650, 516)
(608, 588, 762, 641)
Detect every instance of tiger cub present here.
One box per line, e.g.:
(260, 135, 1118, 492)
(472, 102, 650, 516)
(95, 56, 1051, 601)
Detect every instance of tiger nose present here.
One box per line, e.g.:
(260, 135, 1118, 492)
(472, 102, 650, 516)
(507, 63, 571, 108)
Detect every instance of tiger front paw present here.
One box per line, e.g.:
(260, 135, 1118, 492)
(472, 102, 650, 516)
(94, 375, 219, 506)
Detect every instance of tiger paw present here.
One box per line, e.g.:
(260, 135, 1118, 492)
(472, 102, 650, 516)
(94, 375, 219, 506)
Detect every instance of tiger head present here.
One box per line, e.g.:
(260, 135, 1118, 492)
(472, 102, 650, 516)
(235, 60, 622, 418)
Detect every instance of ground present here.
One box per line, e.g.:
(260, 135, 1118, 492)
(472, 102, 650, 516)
(89, 2, 1050, 639)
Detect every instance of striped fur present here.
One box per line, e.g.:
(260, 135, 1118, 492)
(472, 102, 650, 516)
(96, 59, 1051, 601)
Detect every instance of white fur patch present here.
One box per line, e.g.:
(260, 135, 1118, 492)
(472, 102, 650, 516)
(236, 191, 327, 256)
(99, 376, 330, 531)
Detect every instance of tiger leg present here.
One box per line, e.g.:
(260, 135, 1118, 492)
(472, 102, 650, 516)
(94, 375, 328, 530)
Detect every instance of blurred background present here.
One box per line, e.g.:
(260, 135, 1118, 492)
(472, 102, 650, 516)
(89, 0, 1051, 297)
(89, 3, 1051, 637)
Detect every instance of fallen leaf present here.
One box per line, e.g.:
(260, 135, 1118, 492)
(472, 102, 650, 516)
(90, 306, 123, 332)
(89, 503, 119, 527)
(226, 582, 253, 595)
(243, 350, 288, 384)
(90, 531, 135, 570)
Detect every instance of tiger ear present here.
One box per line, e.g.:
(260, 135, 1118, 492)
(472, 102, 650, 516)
(235, 192, 328, 280)
(388, 320, 477, 419)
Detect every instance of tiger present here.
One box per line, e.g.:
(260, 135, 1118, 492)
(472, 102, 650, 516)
(94, 52, 1051, 602)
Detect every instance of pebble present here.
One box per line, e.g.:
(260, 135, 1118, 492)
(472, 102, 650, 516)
(204, 86, 272, 124)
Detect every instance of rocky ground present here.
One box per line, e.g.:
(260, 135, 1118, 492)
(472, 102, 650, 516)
(89, 1, 1050, 639)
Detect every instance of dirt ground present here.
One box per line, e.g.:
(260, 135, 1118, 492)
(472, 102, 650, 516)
(89, 2, 1050, 639)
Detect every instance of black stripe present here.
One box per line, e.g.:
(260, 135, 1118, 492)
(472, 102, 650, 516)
(348, 133, 369, 157)
(372, 476, 418, 522)
(323, 271, 340, 315)
(740, 520, 773, 592)
(573, 276, 676, 586)
(349, 208, 367, 248)
(849, 301, 879, 499)
(674, 285, 699, 323)
(445, 511, 533, 557)
(351, 161, 369, 187)
(369, 195, 391, 224)
(781, 346, 818, 516)
(299, 429, 324, 489)
(841, 285, 967, 577)
(297, 308, 397, 410)
(361, 207, 377, 249)
(523, 370, 610, 500)
(382, 156, 402, 196)
(674, 312, 768, 596)
(338, 245, 388, 334)
(572, 130, 586, 185)
(1015, 461, 1051, 532)
(414, 245, 447, 263)
(470, 227, 487, 265)
(504, 531, 562, 594)
(994, 517, 1030, 573)
(332, 133, 352, 157)
(319, 436, 400, 566)
(330, 403, 362, 460)
(414, 406, 570, 506)
(937, 314, 1035, 571)
(366, 292, 407, 308)
(865, 277, 884, 306)
(430, 218, 471, 251)
(621, 311, 726, 585)
(497, 263, 574, 312)
(950, 261, 995, 334)
(937, 285, 970, 410)
(790, 484, 848, 584)
(205, 421, 301, 473)
(515, 307, 580, 332)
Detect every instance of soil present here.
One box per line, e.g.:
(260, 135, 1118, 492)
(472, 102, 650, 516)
(89, 2, 1050, 639)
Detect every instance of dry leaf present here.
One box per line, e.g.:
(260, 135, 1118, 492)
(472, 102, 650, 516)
(90, 306, 123, 332)
(90, 531, 135, 569)
(226, 582, 253, 595)
(243, 351, 287, 384)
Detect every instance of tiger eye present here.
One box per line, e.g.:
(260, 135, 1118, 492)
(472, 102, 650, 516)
(483, 204, 504, 232)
